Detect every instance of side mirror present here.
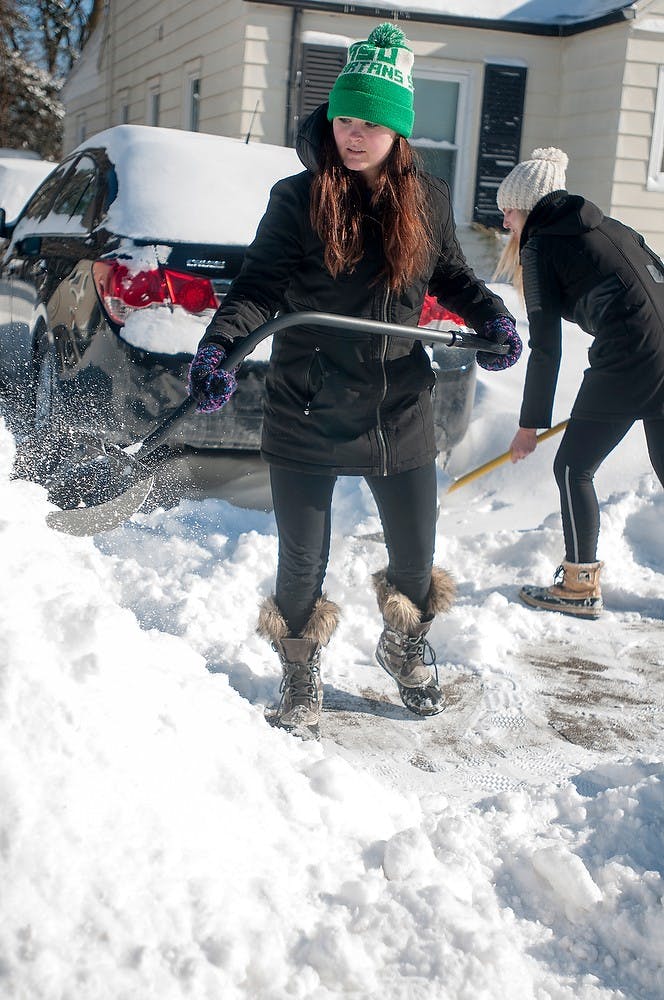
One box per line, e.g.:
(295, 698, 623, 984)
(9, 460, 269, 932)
(0, 208, 15, 241)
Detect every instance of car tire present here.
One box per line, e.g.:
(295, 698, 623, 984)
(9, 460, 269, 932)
(34, 338, 68, 435)
(13, 338, 69, 485)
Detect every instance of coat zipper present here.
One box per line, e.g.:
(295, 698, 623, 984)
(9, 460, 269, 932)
(303, 345, 320, 415)
(376, 290, 391, 475)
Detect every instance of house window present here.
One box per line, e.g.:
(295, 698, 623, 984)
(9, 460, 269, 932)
(117, 89, 130, 125)
(150, 91, 160, 126)
(648, 65, 664, 191)
(410, 73, 464, 191)
(76, 114, 87, 144)
(147, 79, 161, 127)
(189, 78, 201, 132)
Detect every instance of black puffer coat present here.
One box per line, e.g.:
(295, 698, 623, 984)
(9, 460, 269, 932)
(203, 105, 511, 475)
(519, 191, 664, 428)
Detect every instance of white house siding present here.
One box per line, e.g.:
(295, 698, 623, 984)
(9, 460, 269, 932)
(557, 24, 628, 214)
(61, 20, 108, 150)
(108, 1, 244, 136)
(63, 0, 250, 151)
(612, 3, 664, 255)
(233, 6, 293, 144)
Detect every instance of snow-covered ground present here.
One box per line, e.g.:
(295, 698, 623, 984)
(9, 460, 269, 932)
(1, 284, 663, 999)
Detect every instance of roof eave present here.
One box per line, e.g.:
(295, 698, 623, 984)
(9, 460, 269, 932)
(244, 0, 637, 37)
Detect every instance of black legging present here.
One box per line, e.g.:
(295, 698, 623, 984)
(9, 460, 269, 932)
(269, 462, 438, 636)
(553, 417, 664, 563)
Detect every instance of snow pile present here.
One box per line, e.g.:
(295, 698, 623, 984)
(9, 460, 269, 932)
(0, 439, 411, 997)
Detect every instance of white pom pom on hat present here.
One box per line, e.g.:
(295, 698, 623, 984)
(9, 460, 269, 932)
(497, 147, 569, 213)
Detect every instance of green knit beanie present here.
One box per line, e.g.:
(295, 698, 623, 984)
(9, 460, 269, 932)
(327, 23, 415, 138)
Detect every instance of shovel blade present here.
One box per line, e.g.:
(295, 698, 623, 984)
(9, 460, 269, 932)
(46, 474, 155, 536)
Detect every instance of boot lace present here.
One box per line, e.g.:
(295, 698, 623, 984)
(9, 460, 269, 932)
(390, 628, 439, 684)
(276, 650, 321, 713)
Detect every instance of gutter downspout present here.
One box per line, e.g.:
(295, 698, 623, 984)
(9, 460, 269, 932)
(105, 0, 114, 131)
(285, 6, 302, 146)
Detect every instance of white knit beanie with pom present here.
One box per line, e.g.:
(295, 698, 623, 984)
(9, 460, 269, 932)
(497, 147, 569, 213)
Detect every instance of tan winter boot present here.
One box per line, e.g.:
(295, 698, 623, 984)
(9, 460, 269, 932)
(519, 561, 603, 619)
(257, 594, 340, 740)
(373, 567, 456, 716)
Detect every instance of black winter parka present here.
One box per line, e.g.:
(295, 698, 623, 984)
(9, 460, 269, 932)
(203, 105, 511, 475)
(519, 191, 664, 428)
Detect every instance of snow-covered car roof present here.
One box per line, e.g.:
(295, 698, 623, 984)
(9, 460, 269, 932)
(77, 125, 303, 246)
(0, 155, 57, 222)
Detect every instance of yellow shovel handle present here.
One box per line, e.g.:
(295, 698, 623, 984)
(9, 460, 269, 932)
(446, 420, 569, 494)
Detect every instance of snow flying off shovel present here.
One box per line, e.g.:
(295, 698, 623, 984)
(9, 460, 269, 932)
(46, 311, 508, 536)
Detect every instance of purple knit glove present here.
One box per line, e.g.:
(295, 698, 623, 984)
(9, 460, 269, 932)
(188, 343, 238, 413)
(477, 316, 523, 372)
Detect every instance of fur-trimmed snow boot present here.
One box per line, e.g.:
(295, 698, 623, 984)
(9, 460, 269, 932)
(373, 567, 456, 717)
(519, 560, 603, 619)
(257, 594, 340, 740)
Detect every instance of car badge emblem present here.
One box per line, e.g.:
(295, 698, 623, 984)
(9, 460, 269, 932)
(185, 258, 226, 270)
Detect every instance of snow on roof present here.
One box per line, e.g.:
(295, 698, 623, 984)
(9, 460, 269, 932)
(77, 124, 303, 246)
(292, 0, 638, 28)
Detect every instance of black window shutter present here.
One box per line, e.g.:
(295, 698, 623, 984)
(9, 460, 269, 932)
(294, 44, 347, 134)
(473, 64, 527, 227)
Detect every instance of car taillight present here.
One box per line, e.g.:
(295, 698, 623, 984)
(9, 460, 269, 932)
(92, 260, 219, 326)
(163, 268, 218, 313)
(92, 261, 166, 324)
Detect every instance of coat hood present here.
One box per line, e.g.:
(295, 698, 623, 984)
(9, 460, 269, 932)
(295, 103, 329, 173)
(521, 191, 605, 246)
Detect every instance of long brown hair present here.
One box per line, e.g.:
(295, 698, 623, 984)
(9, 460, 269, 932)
(310, 125, 433, 293)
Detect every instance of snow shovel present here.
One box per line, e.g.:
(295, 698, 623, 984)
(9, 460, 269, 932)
(446, 420, 569, 494)
(45, 310, 509, 535)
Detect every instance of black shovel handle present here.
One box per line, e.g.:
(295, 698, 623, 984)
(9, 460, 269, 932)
(130, 311, 509, 460)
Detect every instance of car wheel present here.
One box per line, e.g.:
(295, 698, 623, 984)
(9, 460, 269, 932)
(34, 340, 67, 435)
(13, 339, 69, 485)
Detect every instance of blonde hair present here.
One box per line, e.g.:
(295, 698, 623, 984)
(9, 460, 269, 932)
(492, 233, 523, 297)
